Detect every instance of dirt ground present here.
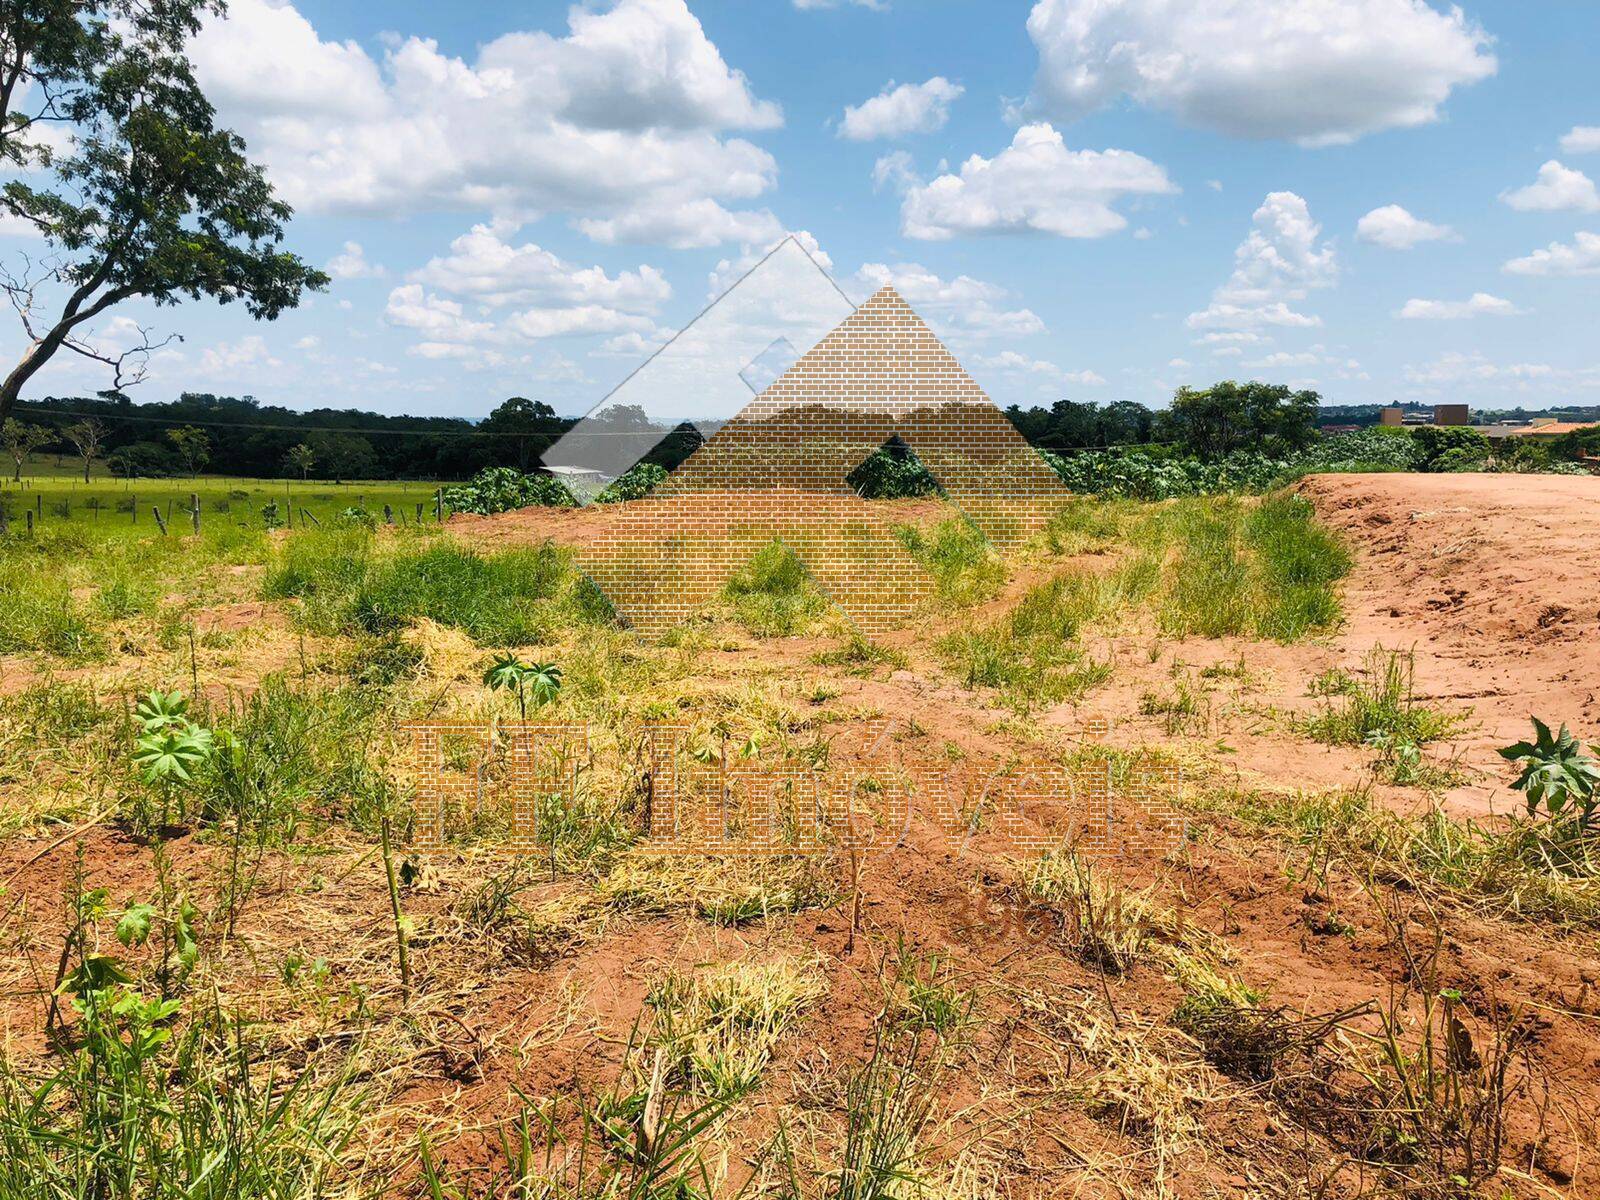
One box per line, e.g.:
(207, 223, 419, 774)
(454, 473, 1600, 820)
(3, 471, 1600, 1198)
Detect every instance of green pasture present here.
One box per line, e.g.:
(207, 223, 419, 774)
(0, 473, 450, 537)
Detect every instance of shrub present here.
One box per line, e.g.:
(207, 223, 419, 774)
(1041, 447, 1290, 500)
(1298, 426, 1422, 473)
(1500, 718, 1599, 833)
(594, 461, 668, 503)
(442, 467, 576, 515)
(848, 446, 939, 499)
(1434, 446, 1488, 473)
(1410, 425, 1490, 470)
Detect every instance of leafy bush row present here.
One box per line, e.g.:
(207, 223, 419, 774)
(437, 426, 1593, 514)
(442, 467, 577, 515)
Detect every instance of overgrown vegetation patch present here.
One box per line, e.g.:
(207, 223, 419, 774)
(264, 528, 612, 644)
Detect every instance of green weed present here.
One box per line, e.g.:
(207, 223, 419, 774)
(1303, 648, 1464, 747)
(722, 539, 829, 637)
(894, 519, 1005, 607)
(264, 528, 607, 644)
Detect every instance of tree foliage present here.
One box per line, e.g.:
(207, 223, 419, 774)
(0, 0, 326, 422)
(1, 416, 54, 480)
(1165, 381, 1320, 458)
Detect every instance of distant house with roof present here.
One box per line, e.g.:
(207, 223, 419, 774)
(1504, 420, 1600, 439)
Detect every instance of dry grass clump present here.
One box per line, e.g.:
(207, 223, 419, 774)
(1014, 987, 1217, 1179)
(647, 956, 827, 1101)
(1024, 852, 1161, 972)
(1166, 948, 1353, 1083)
(596, 849, 837, 925)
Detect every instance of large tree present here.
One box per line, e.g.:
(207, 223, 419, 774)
(0, 0, 327, 424)
(479, 396, 558, 471)
(1164, 381, 1321, 459)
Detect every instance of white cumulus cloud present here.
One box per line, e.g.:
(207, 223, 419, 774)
(1503, 230, 1600, 277)
(411, 224, 671, 311)
(896, 122, 1176, 240)
(1560, 126, 1600, 155)
(199, 336, 279, 374)
(1501, 160, 1600, 213)
(839, 77, 963, 140)
(326, 242, 385, 280)
(383, 286, 499, 344)
(1396, 292, 1521, 320)
(1356, 205, 1454, 249)
(190, 0, 783, 243)
(1187, 192, 1337, 333)
(1020, 0, 1495, 146)
(970, 351, 1106, 390)
(387, 226, 666, 353)
(854, 262, 1046, 339)
(1404, 351, 1561, 389)
(576, 199, 783, 250)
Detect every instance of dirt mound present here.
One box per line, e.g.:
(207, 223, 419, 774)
(1300, 472, 1600, 783)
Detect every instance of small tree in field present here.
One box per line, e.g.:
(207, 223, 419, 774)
(284, 442, 315, 481)
(167, 425, 209, 477)
(64, 416, 108, 482)
(1, 418, 53, 481)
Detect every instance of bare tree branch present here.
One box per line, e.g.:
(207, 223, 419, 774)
(61, 322, 182, 390)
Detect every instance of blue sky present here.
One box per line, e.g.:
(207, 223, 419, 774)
(6, 0, 1600, 419)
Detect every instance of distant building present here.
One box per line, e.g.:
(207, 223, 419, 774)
(1473, 423, 1527, 440)
(1506, 420, 1599, 439)
(1379, 406, 1404, 427)
(1433, 404, 1470, 426)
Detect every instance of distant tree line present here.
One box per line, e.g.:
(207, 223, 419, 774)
(5, 380, 1588, 484)
(3, 392, 724, 482)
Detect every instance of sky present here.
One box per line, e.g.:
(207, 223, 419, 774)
(5, 0, 1600, 420)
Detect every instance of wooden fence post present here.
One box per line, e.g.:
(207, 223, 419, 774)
(26, 510, 34, 534)
(153, 507, 168, 536)
(383, 504, 393, 525)
(189, 493, 200, 534)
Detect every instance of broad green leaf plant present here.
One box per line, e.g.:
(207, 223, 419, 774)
(131, 690, 214, 827)
(1500, 717, 1600, 832)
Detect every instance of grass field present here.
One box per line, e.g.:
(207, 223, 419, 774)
(0, 471, 449, 538)
(0, 483, 1596, 1199)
